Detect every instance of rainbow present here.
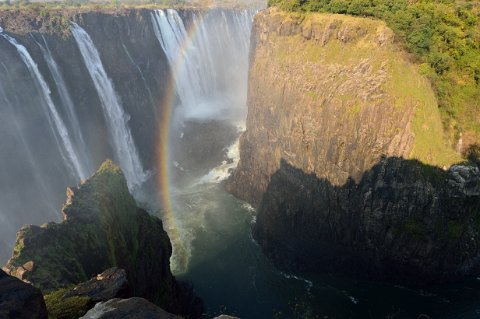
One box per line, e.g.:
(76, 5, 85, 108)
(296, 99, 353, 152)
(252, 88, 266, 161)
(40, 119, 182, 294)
(155, 8, 209, 273)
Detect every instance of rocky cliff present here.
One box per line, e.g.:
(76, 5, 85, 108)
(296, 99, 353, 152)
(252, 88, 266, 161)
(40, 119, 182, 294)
(3, 160, 202, 317)
(228, 8, 480, 283)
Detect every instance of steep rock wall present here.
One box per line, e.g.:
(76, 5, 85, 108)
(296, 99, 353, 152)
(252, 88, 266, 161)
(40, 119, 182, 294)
(228, 8, 480, 283)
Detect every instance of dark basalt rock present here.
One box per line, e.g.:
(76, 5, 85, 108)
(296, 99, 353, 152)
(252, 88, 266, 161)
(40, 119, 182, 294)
(0, 269, 48, 319)
(80, 297, 181, 319)
(253, 159, 480, 284)
(64, 267, 129, 302)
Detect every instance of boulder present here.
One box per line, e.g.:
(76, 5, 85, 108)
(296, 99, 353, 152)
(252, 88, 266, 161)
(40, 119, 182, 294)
(64, 267, 129, 302)
(0, 269, 47, 319)
(80, 297, 181, 319)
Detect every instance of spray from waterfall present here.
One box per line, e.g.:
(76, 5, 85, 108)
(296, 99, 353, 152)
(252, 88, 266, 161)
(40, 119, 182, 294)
(151, 9, 254, 124)
(0, 29, 86, 180)
(152, 9, 255, 273)
(0, 62, 59, 218)
(71, 22, 146, 190)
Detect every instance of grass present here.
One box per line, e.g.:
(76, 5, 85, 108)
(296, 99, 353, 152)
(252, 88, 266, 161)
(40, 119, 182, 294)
(387, 53, 462, 167)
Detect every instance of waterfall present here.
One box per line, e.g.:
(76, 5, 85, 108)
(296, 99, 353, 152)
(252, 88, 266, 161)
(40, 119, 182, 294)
(150, 8, 255, 273)
(121, 42, 156, 114)
(0, 30, 86, 180)
(35, 35, 93, 176)
(71, 22, 146, 189)
(151, 9, 255, 123)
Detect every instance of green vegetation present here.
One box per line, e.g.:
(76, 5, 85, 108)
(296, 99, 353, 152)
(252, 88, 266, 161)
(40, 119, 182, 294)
(268, 0, 480, 149)
(44, 288, 92, 319)
(0, 0, 260, 10)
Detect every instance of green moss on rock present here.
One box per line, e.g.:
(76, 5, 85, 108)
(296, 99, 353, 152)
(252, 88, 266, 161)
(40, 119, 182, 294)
(44, 288, 92, 319)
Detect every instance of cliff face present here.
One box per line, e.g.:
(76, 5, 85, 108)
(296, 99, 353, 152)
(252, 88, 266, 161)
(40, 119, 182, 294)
(228, 8, 480, 283)
(3, 160, 202, 317)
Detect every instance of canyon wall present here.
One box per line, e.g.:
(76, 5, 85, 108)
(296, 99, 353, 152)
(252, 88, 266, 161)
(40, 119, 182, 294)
(228, 8, 480, 283)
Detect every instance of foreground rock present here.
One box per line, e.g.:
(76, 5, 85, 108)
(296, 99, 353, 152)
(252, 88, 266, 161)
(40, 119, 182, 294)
(0, 269, 48, 319)
(64, 267, 129, 302)
(228, 8, 480, 284)
(80, 297, 181, 319)
(5, 160, 203, 317)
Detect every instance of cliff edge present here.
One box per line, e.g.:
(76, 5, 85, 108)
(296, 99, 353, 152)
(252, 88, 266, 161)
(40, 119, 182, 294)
(228, 8, 480, 283)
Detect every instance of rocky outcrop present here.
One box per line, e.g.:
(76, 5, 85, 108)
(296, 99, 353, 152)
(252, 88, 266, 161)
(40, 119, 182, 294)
(4, 160, 203, 317)
(80, 297, 181, 319)
(0, 269, 48, 319)
(63, 267, 129, 302)
(228, 8, 480, 283)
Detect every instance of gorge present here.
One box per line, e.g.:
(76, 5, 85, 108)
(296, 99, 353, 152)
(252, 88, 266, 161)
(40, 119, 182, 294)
(1, 1, 480, 318)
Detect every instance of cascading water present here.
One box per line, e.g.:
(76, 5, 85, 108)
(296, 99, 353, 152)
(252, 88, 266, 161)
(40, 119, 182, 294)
(151, 9, 255, 123)
(35, 35, 93, 175)
(0, 29, 86, 180)
(71, 22, 146, 189)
